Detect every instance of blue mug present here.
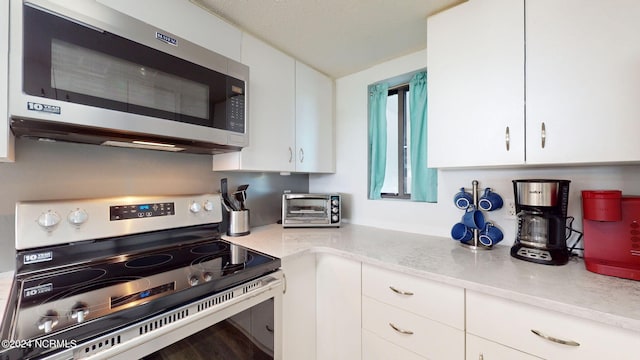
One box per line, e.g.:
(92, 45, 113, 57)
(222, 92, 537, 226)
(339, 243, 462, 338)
(462, 205, 485, 229)
(451, 222, 473, 242)
(478, 188, 503, 211)
(479, 222, 504, 246)
(454, 188, 473, 209)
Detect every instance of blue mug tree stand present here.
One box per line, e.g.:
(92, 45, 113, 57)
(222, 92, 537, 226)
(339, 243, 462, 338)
(457, 180, 494, 251)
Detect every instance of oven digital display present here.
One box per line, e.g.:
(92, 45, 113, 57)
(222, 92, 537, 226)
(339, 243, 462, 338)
(111, 282, 176, 309)
(110, 202, 175, 221)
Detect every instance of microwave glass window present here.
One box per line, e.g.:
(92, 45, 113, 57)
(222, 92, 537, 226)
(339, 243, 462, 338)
(286, 199, 328, 218)
(51, 39, 209, 119)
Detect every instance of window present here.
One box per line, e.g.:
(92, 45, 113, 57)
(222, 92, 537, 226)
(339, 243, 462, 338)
(381, 85, 411, 199)
(368, 70, 437, 202)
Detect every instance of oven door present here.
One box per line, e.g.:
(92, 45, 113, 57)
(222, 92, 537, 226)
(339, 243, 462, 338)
(59, 272, 283, 360)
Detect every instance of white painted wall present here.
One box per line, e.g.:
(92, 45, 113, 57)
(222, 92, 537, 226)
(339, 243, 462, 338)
(309, 49, 640, 247)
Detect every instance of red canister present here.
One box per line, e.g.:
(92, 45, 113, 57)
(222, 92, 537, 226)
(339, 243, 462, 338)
(581, 190, 622, 221)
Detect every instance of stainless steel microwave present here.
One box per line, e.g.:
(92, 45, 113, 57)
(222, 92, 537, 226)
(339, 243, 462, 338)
(8, 0, 249, 154)
(282, 194, 341, 228)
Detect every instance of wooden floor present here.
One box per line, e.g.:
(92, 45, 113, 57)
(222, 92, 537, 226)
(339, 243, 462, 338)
(142, 320, 272, 360)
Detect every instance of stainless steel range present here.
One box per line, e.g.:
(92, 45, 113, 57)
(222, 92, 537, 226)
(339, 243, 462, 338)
(0, 194, 283, 360)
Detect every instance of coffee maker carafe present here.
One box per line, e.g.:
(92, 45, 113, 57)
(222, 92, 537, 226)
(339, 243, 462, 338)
(511, 179, 571, 265)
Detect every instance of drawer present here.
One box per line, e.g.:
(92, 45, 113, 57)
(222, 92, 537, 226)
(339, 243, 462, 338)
(466, 334, 541, 360)
(363, 329, 426, 360)
(467, 290, 640, 360)
(362, 263, 464, 329)
(362, 296, 465, 359)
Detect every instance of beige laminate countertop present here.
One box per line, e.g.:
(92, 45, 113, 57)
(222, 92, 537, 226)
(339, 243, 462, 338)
(1, 223, 639, 335)
(222, 223, 640, 333)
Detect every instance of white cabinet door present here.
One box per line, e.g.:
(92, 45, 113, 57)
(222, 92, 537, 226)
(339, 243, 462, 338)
(467, 290, 640, 360)
(295, 62, 334, 173)
(213, 37, 335, 173)
(362, 296, 464, 360)
(525, 0, 640, 165)
(213, 33, 296, 172)
(427, 0, 524, 168)
(281, 254, 316, 360)
(316, 254, 361, 360)
(0, 0, 13, 162)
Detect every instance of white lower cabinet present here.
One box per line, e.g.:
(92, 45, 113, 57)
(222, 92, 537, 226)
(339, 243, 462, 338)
(466, 290, 640, 360)
(281, 254, 317, 360)
(285, 257, 640, 360)
(466, 334, 541, 360)
(362, 296, 464, 359)
(316, 254, 361, 360)
(361, 264, 465, 359)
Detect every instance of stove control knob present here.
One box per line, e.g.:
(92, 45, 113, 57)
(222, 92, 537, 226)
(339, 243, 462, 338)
(332, 207, 339, 214)
(332, 215, 339, 222)
(188, 275, 199, 286)
(189, 201, 202, 213)
(37, 311, 59, 333)
(70, 302, 89, 323)
(67, 209, 89, 227)
(203, 200, 215, 212)
(203, 272, 213, 282)
(37, 211, 61, 231)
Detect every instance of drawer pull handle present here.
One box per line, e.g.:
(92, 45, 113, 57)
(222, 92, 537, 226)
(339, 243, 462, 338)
(389, 286, 414, 296)
(389, 322, 414, 335)
(531, 329, 580, 347)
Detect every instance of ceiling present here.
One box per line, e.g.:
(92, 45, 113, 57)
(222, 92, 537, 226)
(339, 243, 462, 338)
(191, 0, 463, 78)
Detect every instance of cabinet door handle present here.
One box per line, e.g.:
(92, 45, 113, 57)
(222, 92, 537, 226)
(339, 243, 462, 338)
(541, 122, 546, 148)
(389, 286, 414, 296)
(505, 126, 510, 151)
(531, 329, 580, 347)
(266, 325, 274, 333)
(389, 322, 414, 335)
(299, 148, 304, 163)
(288, 147, 293, 163)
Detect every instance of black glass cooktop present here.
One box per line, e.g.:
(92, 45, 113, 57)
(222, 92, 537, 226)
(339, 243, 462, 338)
(1, 224, 281, 360)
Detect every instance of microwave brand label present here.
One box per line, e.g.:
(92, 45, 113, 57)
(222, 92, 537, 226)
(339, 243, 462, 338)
(23, 251, 53, 265)
(24, 283, 53, 298)
(155, 32, 178, 46)
(27, 102, 60, 115)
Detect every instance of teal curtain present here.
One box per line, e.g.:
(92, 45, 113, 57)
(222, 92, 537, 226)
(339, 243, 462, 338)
(409, 72, 437, 202)
(368, 83, 389, 199)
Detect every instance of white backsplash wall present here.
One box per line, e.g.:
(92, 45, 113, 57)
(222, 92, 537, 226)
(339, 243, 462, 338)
(310, 49, 640, 245)
(0, 139, 308, 272)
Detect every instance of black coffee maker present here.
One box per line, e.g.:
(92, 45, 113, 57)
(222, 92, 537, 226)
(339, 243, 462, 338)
(511, 179, 571, 265)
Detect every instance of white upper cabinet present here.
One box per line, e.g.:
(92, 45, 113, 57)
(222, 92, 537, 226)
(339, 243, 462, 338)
(213, 33, 296, 172)
(213, 35, 335, 173)
(427, 0, 525, 168)
(525, 0, 640, 165)
(428, 0, 640, 168)
(0, 0, 13, 162)
(295, 61, 335, 173)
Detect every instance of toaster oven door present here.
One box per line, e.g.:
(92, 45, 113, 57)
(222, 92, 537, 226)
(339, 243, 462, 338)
(283, 197, 330, 225)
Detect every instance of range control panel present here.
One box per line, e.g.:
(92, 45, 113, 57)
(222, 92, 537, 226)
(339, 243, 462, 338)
(110, 202, 175, 221)
(15, 194, 222, 250)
